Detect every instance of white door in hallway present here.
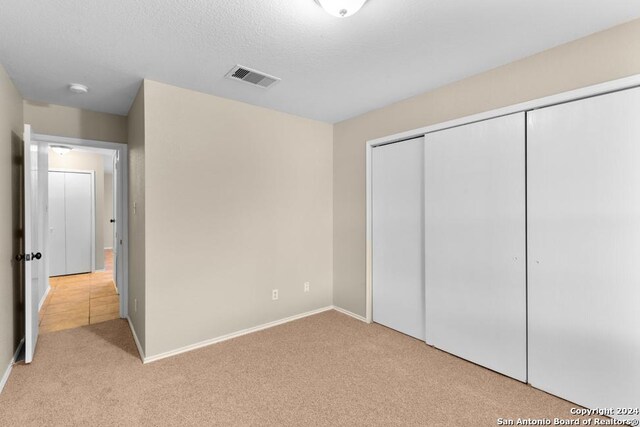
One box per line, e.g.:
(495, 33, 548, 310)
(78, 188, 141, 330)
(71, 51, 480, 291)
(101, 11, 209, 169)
(372, 137, 425, 340)
(48, 170, 94, 276)
(528, 87, 640, 421)
(112, 151, 119, 290)
(23, 124, 47, 363)
(424, 113, 527, 382)
(48, 172, 66, 276)
(64, 172, 92, 274)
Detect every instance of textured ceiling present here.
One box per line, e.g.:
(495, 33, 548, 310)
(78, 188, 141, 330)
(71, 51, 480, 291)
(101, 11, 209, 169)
(1, 0, 640, 123)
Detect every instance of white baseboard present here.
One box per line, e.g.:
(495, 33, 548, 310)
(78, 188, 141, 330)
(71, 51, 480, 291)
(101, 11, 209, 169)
(38, 285, 51, 312)
(0, 338, 24, 394)
(144, 306, 334, 364)
(126, 317, 145, 362)
(332, 305, 370, 323)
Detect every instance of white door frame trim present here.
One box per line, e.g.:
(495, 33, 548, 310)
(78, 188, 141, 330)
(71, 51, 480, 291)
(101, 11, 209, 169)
(33, 133, 129, 319)
(49, 168, 96, 273)
(365, 73, 640, 324)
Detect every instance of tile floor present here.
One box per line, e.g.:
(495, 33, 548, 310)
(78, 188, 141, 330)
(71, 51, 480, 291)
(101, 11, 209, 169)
(39, 249, 120, 334)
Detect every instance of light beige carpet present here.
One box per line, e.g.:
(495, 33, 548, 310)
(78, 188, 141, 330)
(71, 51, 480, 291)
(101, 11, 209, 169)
(0, 310, 594, 426)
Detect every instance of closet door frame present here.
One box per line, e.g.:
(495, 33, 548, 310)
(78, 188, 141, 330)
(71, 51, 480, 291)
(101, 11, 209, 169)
(364, 73, 640, 325)
(49, 168, 96, 274)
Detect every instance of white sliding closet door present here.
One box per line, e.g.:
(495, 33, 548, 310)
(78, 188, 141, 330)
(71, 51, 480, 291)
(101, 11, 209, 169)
(528, 88, 640, 420)
(48, 172, 66, 276)
(65, 172, 92, 274)
(425, 113, 526, 381)
(372, 137, 425, 340)
(48, 171, 93, 276)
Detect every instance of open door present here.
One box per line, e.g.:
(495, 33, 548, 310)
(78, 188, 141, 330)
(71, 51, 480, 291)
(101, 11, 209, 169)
(112, 151, 120, 293)
(21, 124, 47, 364)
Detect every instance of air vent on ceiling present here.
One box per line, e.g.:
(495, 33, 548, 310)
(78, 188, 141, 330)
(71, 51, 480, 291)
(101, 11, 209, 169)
(225, 65, 280, 89)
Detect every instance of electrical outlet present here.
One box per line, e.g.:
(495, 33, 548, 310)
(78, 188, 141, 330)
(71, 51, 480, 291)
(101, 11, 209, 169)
(304, 282, 310, 292)
(272, 289, 279, 300)
(134, 298, 137, 312)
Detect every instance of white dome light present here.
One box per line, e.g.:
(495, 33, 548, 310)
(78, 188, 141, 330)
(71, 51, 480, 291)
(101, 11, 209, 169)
(315, 0, 368, 18)
(51, 145, 73, 156)
(69, 83, 89, 94)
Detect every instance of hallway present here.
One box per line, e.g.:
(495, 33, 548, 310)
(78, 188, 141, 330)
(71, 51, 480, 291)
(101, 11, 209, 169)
(39, 250, 120, 334)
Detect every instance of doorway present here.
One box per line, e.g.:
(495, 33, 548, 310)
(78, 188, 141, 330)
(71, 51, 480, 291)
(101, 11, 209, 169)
(19, 129, 129, 359)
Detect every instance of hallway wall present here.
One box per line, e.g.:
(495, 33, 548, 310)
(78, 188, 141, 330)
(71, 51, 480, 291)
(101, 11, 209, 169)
(23, 101, 127, 144)
(127, 83, 146, 352)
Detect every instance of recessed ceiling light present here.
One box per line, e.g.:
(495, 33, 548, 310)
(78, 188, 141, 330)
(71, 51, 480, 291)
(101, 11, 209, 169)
(315, 0, 368, 18)
(69, 83, 89, 94)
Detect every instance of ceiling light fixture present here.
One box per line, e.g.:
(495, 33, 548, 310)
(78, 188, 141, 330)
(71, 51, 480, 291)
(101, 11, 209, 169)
(51, 145, 73, 156)
(314, 0, 368, 18)
(69, 83, 89, 94)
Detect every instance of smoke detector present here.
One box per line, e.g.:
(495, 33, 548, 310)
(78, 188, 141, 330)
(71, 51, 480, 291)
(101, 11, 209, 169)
(225, 65, 280, 89)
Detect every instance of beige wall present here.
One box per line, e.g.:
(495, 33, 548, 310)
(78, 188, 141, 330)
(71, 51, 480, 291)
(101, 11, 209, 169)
(104, 172, 113, 249)
(49, 150, 106, 270)
(333, 18, 640, 316)
(23, 101, 127, 144)
(127, 83, 146, 351)
(0, 64, 23, 375)
(143, 80, 333, 357)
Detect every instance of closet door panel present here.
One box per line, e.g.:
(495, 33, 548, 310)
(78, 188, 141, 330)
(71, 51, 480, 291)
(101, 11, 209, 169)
(425, 113, 526, 381)
(48, 172, 66, 277)
(64, 172, 92, 274)
(372, 137, 425, 340)
(528, 88, 640, 419)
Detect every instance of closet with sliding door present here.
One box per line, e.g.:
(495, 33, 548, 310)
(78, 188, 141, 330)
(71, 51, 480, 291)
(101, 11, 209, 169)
(48, 170, 95, 276)
(370, 82, 640, 423)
